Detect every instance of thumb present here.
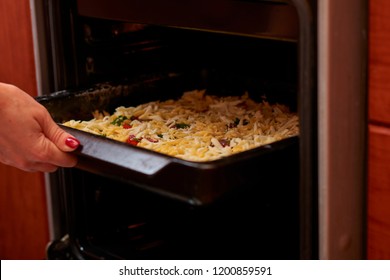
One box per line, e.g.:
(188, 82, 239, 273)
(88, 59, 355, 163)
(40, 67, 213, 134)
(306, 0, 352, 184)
(43, 117, 80, 152)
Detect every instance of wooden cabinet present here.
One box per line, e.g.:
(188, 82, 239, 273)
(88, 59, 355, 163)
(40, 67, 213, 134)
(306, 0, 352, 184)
(368, 0, 390, 259)
(0, 0, 50, 259)
(368, 125, 390, 258)
(369, 0, 390, 125)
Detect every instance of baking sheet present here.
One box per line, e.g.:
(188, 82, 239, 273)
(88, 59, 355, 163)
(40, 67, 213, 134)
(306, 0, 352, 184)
(37, 75, 299, 205)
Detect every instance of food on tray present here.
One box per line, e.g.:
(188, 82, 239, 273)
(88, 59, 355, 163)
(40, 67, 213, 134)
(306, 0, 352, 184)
(62, 89, 299, 162)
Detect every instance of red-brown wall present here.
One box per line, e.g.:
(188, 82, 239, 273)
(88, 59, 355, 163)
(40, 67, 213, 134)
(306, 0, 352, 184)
(0, 0, 50, 259)
(367, 0, 390, 259)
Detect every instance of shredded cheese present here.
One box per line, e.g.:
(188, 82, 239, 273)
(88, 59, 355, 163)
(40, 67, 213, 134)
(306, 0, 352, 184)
(63, 89, 299, 162)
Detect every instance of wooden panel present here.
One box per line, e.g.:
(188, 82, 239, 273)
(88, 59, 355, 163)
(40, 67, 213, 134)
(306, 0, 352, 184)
(0, 0, 37, 90)
(0, 167, 49, 259)
(0, 0, 50, 259)
(367, 125, 390, 259)
(369, 0, 390, 124)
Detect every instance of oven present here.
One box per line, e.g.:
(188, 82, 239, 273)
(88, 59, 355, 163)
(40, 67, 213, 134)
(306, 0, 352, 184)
(29, 0, 367, 259)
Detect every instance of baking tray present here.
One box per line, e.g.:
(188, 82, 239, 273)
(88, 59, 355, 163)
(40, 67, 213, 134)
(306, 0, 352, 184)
(37, 73, 299, 205)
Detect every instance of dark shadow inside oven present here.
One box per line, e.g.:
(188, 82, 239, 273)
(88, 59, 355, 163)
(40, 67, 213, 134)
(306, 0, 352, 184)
(65, 141, 299, 260)
(75, 19, 298, 105)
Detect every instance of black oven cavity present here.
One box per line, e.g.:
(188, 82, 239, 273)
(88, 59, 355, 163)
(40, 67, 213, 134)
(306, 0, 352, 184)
(40, 0, 317, 260)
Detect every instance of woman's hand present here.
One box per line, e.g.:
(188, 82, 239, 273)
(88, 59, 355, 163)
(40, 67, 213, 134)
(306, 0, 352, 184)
(0, 82, 80, 172)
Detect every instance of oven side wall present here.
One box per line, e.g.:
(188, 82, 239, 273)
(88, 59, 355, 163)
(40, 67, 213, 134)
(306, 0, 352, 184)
(318, 0, 367, 259)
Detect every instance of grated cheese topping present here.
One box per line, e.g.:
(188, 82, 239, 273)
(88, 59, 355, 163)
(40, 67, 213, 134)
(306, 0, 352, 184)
(63, 89, 299, 162)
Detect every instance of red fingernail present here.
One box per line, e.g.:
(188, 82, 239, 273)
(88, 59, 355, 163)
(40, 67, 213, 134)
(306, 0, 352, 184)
(65, 137, 80, 149)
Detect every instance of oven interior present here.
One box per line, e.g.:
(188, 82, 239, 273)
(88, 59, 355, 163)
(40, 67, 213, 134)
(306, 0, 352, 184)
(42, 0, 316, 260)
(54, 154, 299, 260)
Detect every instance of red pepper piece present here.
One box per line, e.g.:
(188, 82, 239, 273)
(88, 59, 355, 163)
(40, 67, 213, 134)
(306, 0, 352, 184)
(146, 137, 159, 143)
(126, 135, 142, 146)
(127, 139, 139, 146)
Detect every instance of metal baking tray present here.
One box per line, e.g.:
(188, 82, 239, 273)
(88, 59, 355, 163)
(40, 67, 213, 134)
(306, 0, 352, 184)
(37, 73, 299, 205)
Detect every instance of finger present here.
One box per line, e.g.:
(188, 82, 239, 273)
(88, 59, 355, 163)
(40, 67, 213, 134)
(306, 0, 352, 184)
(25, 162, 59, 173)
(30, 134, 78, 168)
(2, 156, 60, 173)
(50, 152, 78, 168)
(41, 112, 80, 152)
(43, 143, 78, 168)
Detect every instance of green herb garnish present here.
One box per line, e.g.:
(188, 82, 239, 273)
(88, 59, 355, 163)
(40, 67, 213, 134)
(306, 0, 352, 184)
(111, 115, 128, 126)
(175, 123, 190, 129)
